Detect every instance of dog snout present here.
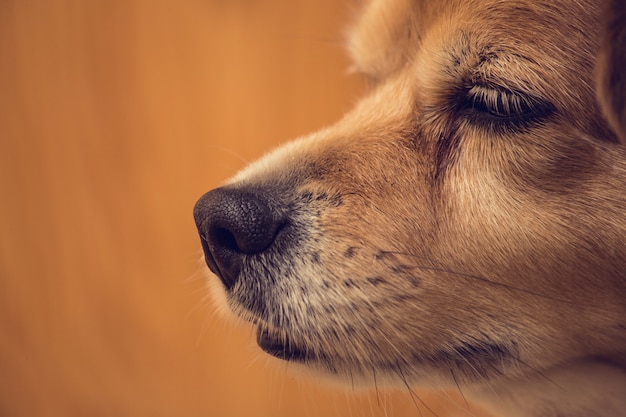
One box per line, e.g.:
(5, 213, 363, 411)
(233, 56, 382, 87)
(193, 187, 286, 288)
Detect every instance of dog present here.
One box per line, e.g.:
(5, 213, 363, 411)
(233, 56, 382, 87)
(193, 0, 626, 415)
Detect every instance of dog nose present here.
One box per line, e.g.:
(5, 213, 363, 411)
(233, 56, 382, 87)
(193, 187, 286, 289)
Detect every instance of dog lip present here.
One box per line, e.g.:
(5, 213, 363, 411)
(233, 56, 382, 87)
(256, 327, 309, 362)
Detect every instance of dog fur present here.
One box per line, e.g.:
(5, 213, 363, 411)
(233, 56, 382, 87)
(194, 0, 626, 416)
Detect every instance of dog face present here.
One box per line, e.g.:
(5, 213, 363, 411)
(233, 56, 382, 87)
(195, 0, 626, 399)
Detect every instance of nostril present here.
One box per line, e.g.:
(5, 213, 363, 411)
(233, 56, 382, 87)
(210, 227, 240, 253)
(193, 186, 287, 288)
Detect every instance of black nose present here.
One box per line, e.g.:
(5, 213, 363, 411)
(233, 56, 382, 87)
(193, 187, 286, 289)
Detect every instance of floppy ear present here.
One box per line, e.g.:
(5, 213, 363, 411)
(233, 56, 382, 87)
(597, 0, 626, 143)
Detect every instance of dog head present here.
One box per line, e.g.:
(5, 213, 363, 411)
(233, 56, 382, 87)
(194, 0, 626, 392)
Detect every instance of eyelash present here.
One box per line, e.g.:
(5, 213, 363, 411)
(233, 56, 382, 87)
(460, 85, 553, 128)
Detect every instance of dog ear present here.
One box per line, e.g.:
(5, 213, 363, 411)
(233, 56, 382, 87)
(597, 0, 626, 143)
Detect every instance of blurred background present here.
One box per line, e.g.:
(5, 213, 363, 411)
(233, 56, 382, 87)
(0, 1, 489, 416)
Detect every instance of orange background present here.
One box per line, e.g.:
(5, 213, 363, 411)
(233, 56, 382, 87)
(0, 1, 488, 416)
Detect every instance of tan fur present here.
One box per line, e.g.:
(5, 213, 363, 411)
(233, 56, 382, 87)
(194, 1, 626, 416)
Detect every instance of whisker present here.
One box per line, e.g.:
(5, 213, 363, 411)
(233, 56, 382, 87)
(428, 388, 484, 417)
(450, 368, 470, 409)
(372, 366, 381, 407)
(396, 364, 438, 417)
(502, 351, 563, 391)
(377, 250, 602, 307)
(350, 369, 355, 391)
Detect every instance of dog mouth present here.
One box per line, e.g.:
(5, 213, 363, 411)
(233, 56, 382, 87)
(256, 326, 309, 362)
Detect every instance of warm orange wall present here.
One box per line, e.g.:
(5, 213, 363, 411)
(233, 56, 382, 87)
(0, 1, 489, 416)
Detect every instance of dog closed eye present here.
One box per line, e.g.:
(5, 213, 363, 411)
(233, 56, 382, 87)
(463, 85, 551, 122)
